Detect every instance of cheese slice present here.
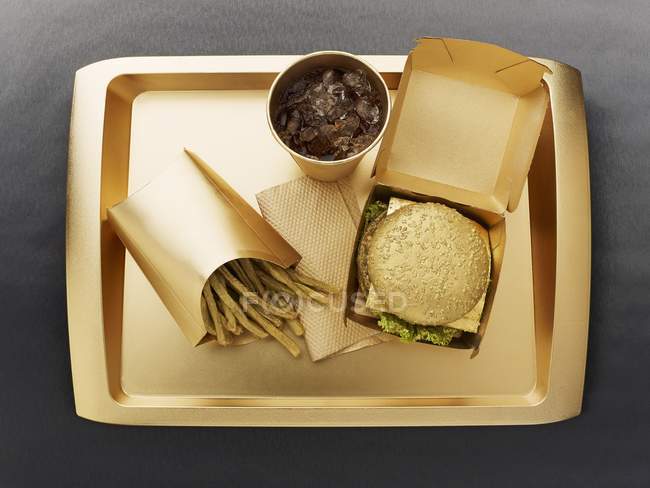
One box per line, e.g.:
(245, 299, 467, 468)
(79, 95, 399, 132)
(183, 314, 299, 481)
(365, 285, 388, 312)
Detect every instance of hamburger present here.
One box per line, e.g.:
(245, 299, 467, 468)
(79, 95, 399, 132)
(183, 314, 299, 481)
(356, 197, 491, 346)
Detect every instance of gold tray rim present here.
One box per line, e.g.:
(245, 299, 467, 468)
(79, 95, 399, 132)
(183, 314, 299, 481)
(66, 55, 590, 426)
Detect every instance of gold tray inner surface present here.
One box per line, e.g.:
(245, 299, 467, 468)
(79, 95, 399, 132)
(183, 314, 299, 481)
(123, 90, 536, 399)
(67, 55, 590, 425)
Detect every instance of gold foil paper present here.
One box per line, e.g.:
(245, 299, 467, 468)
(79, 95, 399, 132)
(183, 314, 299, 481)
(107, 149, 301, 346)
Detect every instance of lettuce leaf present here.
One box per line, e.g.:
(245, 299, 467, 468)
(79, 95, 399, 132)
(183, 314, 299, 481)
(378, 313, 459, 346)
(363, 201, 388, 228)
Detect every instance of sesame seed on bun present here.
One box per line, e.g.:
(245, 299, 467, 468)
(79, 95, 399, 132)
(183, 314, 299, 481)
(366, 202, 490, 325)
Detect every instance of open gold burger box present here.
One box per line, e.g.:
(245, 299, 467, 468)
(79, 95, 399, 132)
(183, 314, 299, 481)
(66, 38, 591, 426)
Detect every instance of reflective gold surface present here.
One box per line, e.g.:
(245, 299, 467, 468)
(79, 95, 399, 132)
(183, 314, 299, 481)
(66, 55, 590, 425)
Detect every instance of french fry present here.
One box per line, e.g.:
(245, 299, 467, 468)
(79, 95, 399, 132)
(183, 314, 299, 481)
(250, 262, 297, 303)
(202, 284, 230, 345)
(200, 296, 217, 335)
(246, 305, 301, 358)
(294, 282, 329, 304)
(203, 288, 229, 331)
(222, 303, 245, 336)
(285, 318, 305, 337)
(287, 268, 340, 294)
(215, 295, 238, 333)
(221, 327, 233, 345)
(241, 258, 265, 295)
(244, 291, 297, 319)
(259, 262, 328, 303)
(253, 304, 283, 327)
(257, 270, 295, 296)
(257, 261, 315, 306)
(219, 266, 297, 319)
(276, 293, 293, 307)
(199, 259, 324, 353)
(217, 265, 250, 296)
(209, 273, 267, 339)
(270, 294, 298, 319)
(275, 294, 297, 316)
(228, 260, 255, 291)
(258, 261, 301, 293)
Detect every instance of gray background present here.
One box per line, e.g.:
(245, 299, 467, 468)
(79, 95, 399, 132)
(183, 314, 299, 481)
(1, 0, 649, 486)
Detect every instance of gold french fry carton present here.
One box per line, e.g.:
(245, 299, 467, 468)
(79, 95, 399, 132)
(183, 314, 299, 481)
(107, 148, 301, 346)
(346, 37, 551, 352)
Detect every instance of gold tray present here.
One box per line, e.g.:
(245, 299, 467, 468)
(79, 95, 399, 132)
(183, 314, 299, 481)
(66, 55, 590, 426)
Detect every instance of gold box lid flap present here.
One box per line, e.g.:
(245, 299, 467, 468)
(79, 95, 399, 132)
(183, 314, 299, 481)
(374, 37, 551, 213)
(107, 149, 301, 346)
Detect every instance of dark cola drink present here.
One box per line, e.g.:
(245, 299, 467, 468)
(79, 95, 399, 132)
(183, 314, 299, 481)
(273, 67, 384, 161)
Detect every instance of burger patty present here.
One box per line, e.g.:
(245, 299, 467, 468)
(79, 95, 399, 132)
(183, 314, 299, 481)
(356, 210, 386, 296)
